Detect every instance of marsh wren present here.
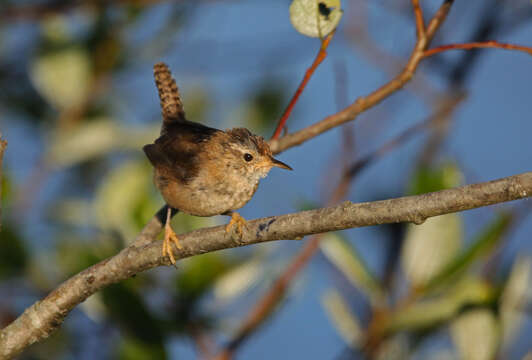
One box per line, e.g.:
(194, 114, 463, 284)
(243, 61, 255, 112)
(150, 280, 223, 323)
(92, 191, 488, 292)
(143, 62, 292, 264)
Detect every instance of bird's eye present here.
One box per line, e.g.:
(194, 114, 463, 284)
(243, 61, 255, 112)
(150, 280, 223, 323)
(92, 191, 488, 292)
(244, 153, 253, 162)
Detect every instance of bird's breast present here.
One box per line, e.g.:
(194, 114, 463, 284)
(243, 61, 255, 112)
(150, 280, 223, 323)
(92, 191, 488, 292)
(155, 167, 260, 217)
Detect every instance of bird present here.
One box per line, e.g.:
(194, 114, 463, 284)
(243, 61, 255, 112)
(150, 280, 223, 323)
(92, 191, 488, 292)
(143, 62, 292, 264)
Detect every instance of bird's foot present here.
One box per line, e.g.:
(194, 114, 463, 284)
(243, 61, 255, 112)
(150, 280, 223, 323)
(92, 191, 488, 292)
(163, 216, 181, 266)
(225, 212, 247, 240)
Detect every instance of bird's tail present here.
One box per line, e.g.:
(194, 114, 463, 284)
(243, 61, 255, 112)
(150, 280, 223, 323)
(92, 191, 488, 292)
(153, 62, 186, 130)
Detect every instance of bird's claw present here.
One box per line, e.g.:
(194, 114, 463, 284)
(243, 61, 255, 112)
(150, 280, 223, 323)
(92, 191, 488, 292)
(225, 212, 247, 241)
(163, 222, 181, 266)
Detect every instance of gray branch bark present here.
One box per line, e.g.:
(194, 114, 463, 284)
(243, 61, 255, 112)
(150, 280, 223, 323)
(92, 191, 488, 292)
(1, 171, 532, 358)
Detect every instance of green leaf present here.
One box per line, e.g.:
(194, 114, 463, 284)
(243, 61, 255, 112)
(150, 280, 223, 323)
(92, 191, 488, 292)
(500, 255, 532, 348)
(409, 163, 463, 195)
(0, 225, 27, 279)
(386, 277, 494, 333)
(320, 233, 384, 304)
(450, 309, 500, 360)
(51, 198, 92, 228)
(102, 282, 165, 348)
(55, 235, 117, 276)
(289, 0, 343, 38)
(401, 213, 463, 287)
(245, 81, 287, 132)
(176, 252, 234, 301)
(321, 289, 363, 347)
(375, 334, 410, 360)
(93, 159, 155, 239)
(421, 212, 512, 293)
(30, 47, 91, 110)
(118, 336, 166, 360)
(212, 257, 264, 305)
(47, 119, 159, 168)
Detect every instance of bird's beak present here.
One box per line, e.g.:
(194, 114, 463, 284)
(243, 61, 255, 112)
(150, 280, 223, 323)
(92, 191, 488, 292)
(270, 156, 292, 170)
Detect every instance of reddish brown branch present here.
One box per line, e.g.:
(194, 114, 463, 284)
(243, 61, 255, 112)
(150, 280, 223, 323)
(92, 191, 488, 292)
(270, 32, 335, 140)
(423, 41, 532, 58)
(269, 0, 453, 154)
(412, 0, 426, 38)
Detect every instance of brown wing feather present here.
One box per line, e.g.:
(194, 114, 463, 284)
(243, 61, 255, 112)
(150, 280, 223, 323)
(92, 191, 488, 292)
(144, 121, 220, 184)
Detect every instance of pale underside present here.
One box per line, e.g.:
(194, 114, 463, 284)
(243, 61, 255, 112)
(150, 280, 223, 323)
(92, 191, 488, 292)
(155, 159, 267, 216)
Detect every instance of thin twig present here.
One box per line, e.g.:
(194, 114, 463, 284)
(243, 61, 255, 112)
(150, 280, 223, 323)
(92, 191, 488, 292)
(271, 31, 335, 140)
(411, 0, 426, 39)
(269, 0, 453, 155)
(423, 41, 532, 58)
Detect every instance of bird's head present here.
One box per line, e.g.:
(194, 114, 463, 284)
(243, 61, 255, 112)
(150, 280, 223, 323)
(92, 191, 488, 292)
(222, 128, 292, 179)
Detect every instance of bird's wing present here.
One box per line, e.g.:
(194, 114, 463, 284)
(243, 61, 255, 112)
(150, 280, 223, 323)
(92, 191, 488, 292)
(143, 121, 220, 183)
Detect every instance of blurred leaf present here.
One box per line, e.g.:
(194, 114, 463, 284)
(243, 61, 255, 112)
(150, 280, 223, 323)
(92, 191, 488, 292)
(295, 198, 320, 212)
(386, 277, 494, 333)
(80, 293, 107, 323)
(118, 336, 166, 360)
(48, 118, 116, 166)
(1, 169, 13, 214)
(321, 289, 363, 347)
(320, 233, 384, 304)
(450, 309, 499, 360)
(409, 163, 463, 195)
(55, 234, 118, 276)
(171, 253, 236, 332)
(500, 255, 532, 349)
(289, 0, 343, 38)
(93, 159, 154, 239)
(212, 257, 264, 305)
(181, 87, 211, 126)
(401, 214, 463, 287)
(41, 14, 71, 45)
(102, 282, 165, 348)
(176, 252, 234, 301)
(243, 81, 286, 133)
(375, 334, 410, 360)
(30, 47, 91, 110)
(47, 118, 159, 168)
(421, 212, 512, 293)
(0, 225, 27, 279)
(51, 198, 92, 227)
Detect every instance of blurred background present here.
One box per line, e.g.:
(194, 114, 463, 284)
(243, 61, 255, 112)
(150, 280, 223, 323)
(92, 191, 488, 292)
(1, 0, 532, 359)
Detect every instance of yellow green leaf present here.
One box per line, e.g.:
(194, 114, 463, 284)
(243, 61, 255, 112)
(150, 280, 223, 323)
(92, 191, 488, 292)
(320, 233, 384, 305)
(401, 214, 463, 287)
(321, 289, 363, 347)
(289, 0, 343, 38)
(451, 309, 500, 360)
(30, 47, 91, 110)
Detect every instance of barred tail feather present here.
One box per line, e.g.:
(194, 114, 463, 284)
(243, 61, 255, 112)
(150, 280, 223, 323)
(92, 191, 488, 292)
(153, 62, 186, 129)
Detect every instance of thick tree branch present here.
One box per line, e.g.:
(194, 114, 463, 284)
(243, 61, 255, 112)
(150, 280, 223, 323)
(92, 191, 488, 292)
(2, 171, 532, 358)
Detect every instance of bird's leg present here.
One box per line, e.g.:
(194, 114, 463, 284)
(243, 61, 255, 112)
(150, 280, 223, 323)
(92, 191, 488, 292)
(224, 211, 247, 239)
(163, 206, 181, 265)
